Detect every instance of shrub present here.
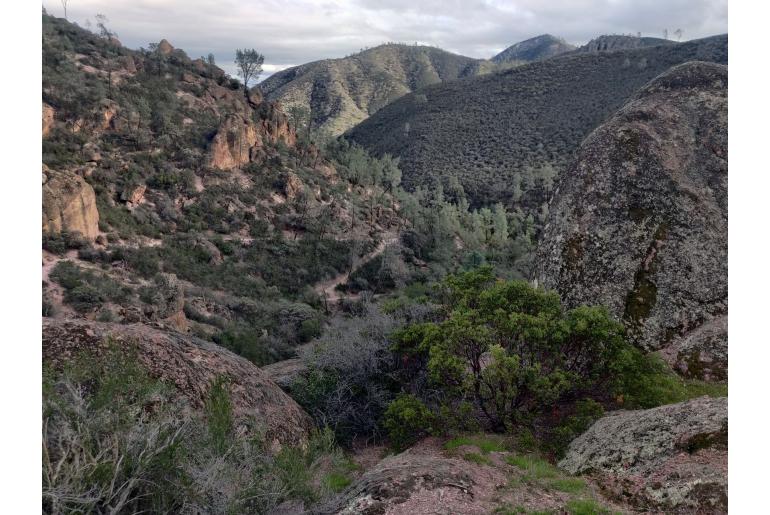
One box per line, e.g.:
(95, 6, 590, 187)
(383, 394, 435, 450)
(392, 266, 678, 435)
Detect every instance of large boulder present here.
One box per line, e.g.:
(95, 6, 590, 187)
(536, 61, 728, 375)
(42, 103, 55, 137)
(559, 396, 727, 513)
(42, 168, 100, 241)
(42, 319, 313, 449)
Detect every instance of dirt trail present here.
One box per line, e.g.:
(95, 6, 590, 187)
(314, 232, 399, 304)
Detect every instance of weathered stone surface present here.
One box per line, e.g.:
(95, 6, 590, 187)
(157, 39, 174, 55)
(42, 168, 100, 241)
(121, 183, 146, 206)
(536, 62, 728, 358)
(42, 103, 55, 137)
(559, 396, 727, 513)
(42, 318, 313, 448)
(317, 440, 492, 515)
(208, 105, 297, 170)
(660, 315, 728, 381)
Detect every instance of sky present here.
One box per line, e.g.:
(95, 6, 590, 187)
(46, 0, 728, 81)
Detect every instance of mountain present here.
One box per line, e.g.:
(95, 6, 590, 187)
(536, 61, 727, 379)
(42, 14, 404, 366)
(345, 35, 727, 216)
(577, 34, 676, 53)
(491, 34, 575, 63)
(260, 43, 481, 136)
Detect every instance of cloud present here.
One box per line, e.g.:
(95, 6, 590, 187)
(46, 0, 727, 80)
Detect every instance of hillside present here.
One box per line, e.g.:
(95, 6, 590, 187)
(41, 14, 406, 366)
(492, 34, 575, 63)
(576, 34, 675, 53)
(346, 35, 727, 217)
(260, 43, 481, 136)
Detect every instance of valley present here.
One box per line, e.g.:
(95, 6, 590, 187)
(41, 9, 728, 515)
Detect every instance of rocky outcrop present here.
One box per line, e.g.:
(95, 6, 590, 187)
(42, 168, 100, 241)
(157, 39, 174, 55)
(209, 116, 260, 169)
(578, 35, 675, 53)
(559, 396, 727, 512)
(317, 439, 501, 515)
(42, 103, 55, 137)
(42, 319, 313, 449)
(209, 104, 296, 170)
(536, 62, 728, 367)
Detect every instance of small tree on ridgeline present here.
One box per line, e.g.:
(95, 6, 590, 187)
(234, 49, 264, 96)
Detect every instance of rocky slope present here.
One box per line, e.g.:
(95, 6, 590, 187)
(260, 44, 481, 136)
(536, 61, 727, 377)
(576, 34, 675, 53)
(492, 34, 575, 63)
(560, 396, 727, 512)
(346, 35, 727, 214)
(43, 318, 313, 448)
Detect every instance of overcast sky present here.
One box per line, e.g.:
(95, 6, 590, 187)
(46, 0, 728, 81)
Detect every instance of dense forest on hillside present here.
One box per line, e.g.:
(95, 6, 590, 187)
(347, 35, 728, 214)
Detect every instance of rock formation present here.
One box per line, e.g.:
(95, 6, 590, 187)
(157, 39, 174, 55)
(536, 61, 727, 376)
(42, 103, 55, 137)
(559, 396, 727, 512)
(42, 319, 313, 449)
(208, 103, 296, 170)
(42, 168, 100, 241)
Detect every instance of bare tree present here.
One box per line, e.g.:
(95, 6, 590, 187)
(662, 28, 669, 40)
(674, 28, 683, 41)
(234, 49, 264, 95)
(61, 0, 69, 20)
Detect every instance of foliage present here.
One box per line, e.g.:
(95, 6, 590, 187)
(347, 36, 728, 216)
(383, 394, 435, 450)
(391, 267, 688, 442)
(291, 303, 403, 443)
(43, 347, 357, 514)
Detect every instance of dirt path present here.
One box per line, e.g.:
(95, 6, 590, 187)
(314, 232, 399, 304)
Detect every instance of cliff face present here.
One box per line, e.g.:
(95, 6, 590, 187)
(42, 167, 100, 241)
(536, 61, 727, 377)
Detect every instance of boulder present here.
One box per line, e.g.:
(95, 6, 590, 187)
(42, 319, 313, 449)
(121, 183, 146, 206)
(42, 168, 100, 241)
(536, 62, 728, 364)
(559, 396, 727, 512)
(157, 39, 174, 55)
(42, 103, 55, 137)
(209, 115, 262, 169)
(317, 440, 494, 514)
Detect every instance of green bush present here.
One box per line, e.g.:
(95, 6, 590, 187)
(391, 266, 683, 436)
(383, 394, 434, 450)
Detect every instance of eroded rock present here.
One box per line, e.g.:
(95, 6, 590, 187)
(42, 318, 313, 448)
(536, 62, 728, 362)
(559, 396, 727, 512)
(42, 168, 100, 241)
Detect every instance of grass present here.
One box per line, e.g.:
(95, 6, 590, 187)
(549, 477, 586, 494)
(566, 498, 612, 515)
(323, 472, 352, 492)
(505, 454, 559, 479)
(683, 379, 728, 399)
(445, 434, 508, 454)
